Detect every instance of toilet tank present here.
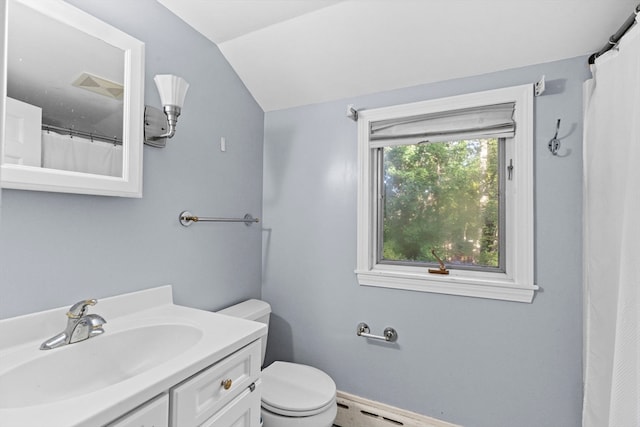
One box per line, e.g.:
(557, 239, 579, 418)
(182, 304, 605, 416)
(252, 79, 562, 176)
(218, 299, 271, 365)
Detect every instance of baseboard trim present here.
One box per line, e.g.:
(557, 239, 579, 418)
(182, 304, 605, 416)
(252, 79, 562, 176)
(334, 391, 460, 427)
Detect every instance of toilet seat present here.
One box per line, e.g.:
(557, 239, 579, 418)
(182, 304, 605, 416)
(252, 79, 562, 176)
(261, 361, 336, 417)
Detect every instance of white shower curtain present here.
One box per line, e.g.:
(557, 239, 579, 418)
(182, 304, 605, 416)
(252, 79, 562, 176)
(583, 16, 640, 427)
(41, 131, 123, 177)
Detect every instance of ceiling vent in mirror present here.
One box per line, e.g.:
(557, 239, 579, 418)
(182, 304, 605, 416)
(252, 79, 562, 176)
(72, 72, 124, 100)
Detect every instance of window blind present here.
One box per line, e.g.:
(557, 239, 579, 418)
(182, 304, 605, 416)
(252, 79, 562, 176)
(369, 102, 515, 147)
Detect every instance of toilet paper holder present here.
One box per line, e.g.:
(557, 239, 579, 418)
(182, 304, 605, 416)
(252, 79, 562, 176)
(356, 322, 398, 342)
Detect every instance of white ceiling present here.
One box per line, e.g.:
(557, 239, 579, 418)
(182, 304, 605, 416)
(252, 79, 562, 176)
(157, 0, 639, 112)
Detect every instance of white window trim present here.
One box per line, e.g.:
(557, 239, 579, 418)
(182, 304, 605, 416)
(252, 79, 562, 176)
(355, 85, 537, 303)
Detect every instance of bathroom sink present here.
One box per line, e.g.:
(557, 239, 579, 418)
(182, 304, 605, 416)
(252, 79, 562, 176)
(0, 323, 202, 408)
(0, 286, 267, 427)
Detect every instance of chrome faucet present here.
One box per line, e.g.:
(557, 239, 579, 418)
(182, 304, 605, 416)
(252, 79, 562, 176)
(40, 299, 107, 350)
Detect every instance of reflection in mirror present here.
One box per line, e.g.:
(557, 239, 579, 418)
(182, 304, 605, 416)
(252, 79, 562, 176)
(1, 0, 144, 197)
(6, 0, 123, 177)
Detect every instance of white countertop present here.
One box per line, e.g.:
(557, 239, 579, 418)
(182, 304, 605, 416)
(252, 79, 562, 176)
(0, 285, 266, 427)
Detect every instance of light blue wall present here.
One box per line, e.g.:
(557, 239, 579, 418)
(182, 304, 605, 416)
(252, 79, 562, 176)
(263, 56, 590, 427)
(0, 3, 589, 424)
(0, 0, 264, 319)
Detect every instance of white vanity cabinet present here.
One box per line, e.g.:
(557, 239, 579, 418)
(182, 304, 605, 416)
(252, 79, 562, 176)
(106, 393, 169, 427)
(198, 382, 261, 427)
(170, 340, 262, 427)
(0, 286, 267, 427)
(105, 340, 262, 427)
(104, 340, 262, 427)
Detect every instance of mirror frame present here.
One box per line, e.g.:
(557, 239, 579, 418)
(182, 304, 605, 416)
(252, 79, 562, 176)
(0, 0, 6, 205)
(1, 0, 144, 197)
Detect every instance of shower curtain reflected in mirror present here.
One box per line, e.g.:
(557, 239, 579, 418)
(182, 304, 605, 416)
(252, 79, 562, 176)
(583, 16, 640, 427)
(41, 131, 122, 177)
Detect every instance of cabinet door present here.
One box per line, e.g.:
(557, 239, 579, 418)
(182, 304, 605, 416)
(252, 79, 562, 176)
(170, 340, 261, 427)
(200, 380, 261, 427)
(106, 393, 169, 427)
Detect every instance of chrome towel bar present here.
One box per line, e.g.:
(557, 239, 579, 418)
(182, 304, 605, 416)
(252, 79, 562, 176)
(357, 322, 398, 342)
(179, 211, 259, 227)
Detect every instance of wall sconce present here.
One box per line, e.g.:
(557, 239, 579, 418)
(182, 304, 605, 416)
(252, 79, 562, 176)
(144, 74, 189, 148)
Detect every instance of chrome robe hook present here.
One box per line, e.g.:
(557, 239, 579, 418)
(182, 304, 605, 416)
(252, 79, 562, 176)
(548, 119, 561, 155)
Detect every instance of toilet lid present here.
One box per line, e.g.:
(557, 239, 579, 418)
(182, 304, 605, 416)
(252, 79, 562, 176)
(261, 361, 336, 416)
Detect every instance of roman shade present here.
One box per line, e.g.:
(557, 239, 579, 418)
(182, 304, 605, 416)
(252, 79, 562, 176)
(369, 102, 516, 147)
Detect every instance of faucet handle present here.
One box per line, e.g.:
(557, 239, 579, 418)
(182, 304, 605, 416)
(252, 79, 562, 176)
(67, 299, 97, 318)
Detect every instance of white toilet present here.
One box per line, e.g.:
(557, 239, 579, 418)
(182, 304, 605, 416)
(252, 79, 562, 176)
(218, 299, 337, 427)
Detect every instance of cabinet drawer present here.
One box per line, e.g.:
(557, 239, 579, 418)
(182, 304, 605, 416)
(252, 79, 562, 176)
(107, 393, 169, 427)
(170, 340, 261, 427)
(200, 380, 261, 427)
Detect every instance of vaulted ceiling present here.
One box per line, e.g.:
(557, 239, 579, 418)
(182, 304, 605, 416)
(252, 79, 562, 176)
(157, 0, 638, 111)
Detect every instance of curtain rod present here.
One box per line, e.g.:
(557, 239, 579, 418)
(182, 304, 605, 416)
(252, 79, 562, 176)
(589, 4, 640, 64)
(42, 124, 122, 146)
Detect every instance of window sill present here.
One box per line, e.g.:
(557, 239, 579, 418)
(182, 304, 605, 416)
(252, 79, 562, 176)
(355, 268, 538, 303)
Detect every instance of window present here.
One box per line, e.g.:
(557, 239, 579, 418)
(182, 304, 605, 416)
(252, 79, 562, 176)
(356, 85, 536, 302)
(380, 137, 504, 271)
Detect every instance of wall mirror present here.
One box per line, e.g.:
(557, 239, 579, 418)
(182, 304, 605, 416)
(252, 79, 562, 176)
(1, 0, 144, 197)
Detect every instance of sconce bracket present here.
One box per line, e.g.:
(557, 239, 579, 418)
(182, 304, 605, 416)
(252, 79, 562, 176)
(144, 105, 168, 148)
